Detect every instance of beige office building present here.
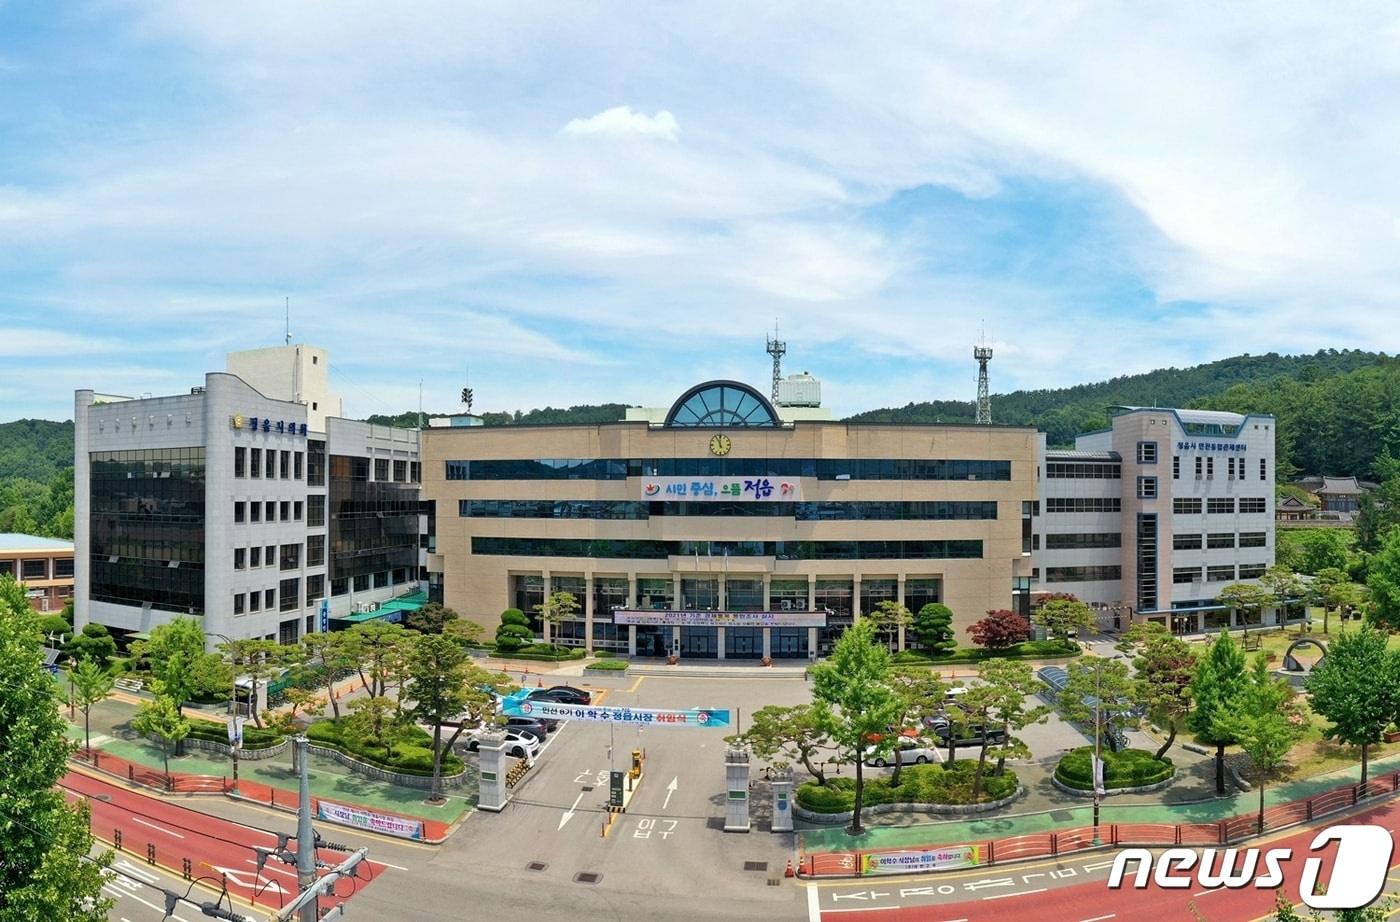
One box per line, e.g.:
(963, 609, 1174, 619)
(422, 380, 1040, 660)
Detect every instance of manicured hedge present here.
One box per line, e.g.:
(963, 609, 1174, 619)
(185, 718, 284, 750)
(585, 660, 629, 671)
(795, 759, 1019, 812)
(306, 719, 465, 777)
(490, 644, 589, 663)
(1054, 746, 1175, 790)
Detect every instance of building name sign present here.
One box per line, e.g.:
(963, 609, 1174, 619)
(640, 477, 801, 502)
(231, 414, 308, 437)
(611, 608, 827, 628)
(1176, 441, 1245, 453)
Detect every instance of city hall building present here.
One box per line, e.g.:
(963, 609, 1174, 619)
(422, 380, 1042, 660)
(1034, 406, 1278, 634)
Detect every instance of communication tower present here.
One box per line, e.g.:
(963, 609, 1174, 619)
(766, 324, 786, 403)
(974, 332, 993, 425)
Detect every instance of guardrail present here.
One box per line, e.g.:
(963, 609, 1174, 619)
(801, 768, 1400, 878)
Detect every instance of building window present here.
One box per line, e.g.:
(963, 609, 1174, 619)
(1137, 476, 1158, 499)
(1173, 456, 1180, 480)
(1207, 565, 1237, 582)
(1195, 456, 1203, 479)
(235, 447, 247, 478)
(266, 501, 276, 522)
(307, 440, 326, 486)
(1259, 458, 1267, 481)
(1045, 461, 1122, 479)
(1207, 533, 1236, 549)
(280, 544, 301, 570)
(1239, 532, 1267, 548)
(234, 502, 245, 524)
(250, 448, 262, 479)
(1239, 497, 1267, 514)
(250, 502, 261, 523)
(1044, 498, 1123, 513)
(1239, 563, 1267, 579)
(1138, 441, 1158, 464)
(54, 558, 74, 579)
(265, 588, 276, 610)
(22, 559, 46, 580)
(266, 545, 276, 568)
(1045, 533, 1121, 550)
(1207, 498, 1235, 514)
(306, 574, 325, 606)
(307, 495, 325, 528)
(1173, 533, 1203, 550)
(294, 501, 304, 521)
(280, 578, 299, 612)
(234, 593, 245, 615)
(411, 461, 421, 483)
(1045, 565, 1123, 583)
(250, 546, 262, 567)
(234, 548, 246, 570)
(264, 450, 276, 479)
(375, 458, 390, 482)
(294, 451, 304, 480)
(280, 501, 290, 522)
(1206, 457, 1214, 479)
(1173, 567, 1201, 584)
(280, 450, 291, 479)
(249, 591, 261, 612)
(394, 459, 408, 482)
(1173, 498, 1203, 515)
(306, 535, 325, 567)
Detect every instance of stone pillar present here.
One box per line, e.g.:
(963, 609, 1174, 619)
(716, 626, 726, 660)
(762, 628, 772, 660)
(724, 746, 751, 832)
(584, 575, 594, 654)
(770, 766, 795, 833)
(628, 623, 637, 657)
(475, 732, 509, 813)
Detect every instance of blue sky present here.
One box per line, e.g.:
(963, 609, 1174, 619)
(3, 2, 1399, 424)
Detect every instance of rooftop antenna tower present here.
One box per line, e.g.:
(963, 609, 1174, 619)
(766, 323, 786, 403)
(974, 326, 993, 425)
(284, 296, 292, 345)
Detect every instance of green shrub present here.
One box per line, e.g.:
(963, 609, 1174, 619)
(890, 650, 934, 664)
(593, 650, 616, 659)
(304, 718, 464, 777)
(185, 719, 284, 750)
(795, 761, 1019, 813)
(1054, 747, 1175, 790)
(585, 659, 629, 671)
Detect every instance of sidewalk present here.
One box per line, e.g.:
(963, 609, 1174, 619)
(65, 683, 474, 843)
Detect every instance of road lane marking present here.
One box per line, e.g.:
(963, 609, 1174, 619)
(983, 888, 1046, 900)
(132, 817, 184, 838)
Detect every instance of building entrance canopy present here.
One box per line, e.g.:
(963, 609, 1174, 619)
(610, 608, 828, 628)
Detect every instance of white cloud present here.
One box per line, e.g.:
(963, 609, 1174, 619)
(561, 106, 680, 142)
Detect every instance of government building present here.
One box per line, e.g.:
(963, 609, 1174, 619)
(422, 380, 1042, 660)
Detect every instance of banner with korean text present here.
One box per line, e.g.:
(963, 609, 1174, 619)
(501, 694, 730, 728)
(317, 800, 424, 840)
(862, 846, 981, 875)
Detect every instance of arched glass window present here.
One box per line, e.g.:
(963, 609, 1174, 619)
(663, 381, 780, 428)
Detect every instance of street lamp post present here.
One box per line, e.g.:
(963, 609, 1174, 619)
(68, 656, 76, 720)
(1091, 653, 1123, 846)
(210, 633, 242, 796)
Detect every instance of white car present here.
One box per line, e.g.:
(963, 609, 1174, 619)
(464, 728, 541, 760)
(865, 738, 939, 767)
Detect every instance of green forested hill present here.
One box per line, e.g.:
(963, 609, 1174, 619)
(2, 351, 1395, 537)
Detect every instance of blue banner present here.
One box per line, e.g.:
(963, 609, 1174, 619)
(501, 691, 730, 728)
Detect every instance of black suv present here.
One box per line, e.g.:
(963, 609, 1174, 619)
(527, 685, 592, 706)
(928, 718, 1007, 746)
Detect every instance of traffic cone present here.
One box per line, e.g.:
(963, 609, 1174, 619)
(537, 677, 543, 687)
(785, 859, 794, 878)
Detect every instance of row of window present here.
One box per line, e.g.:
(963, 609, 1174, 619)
(445, 458, 1014, 482)
(1170, 531, 1267, 550)
(234, 447, 304, 481)
(1046, 462, 1121, 479)
(1170, 497, 1269, 515)
(1045, 498, 1122, 513)
(232, 537, 325, 571)
(1044, 565, 1123, 583)
(456, 499, 1001, 521)
(470, 537, 985, 561)
(0, 558, 75, 580)
(1170, 455, 1267, 481)
(230, 574, 325, 616)
(234, 499, 305, 524)
(1173, 563, 1268, 583)
(1043, 533, 1122, 550)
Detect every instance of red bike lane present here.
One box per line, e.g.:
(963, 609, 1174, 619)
(63, 769, 386, 917)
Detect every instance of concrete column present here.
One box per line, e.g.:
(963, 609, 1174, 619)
(724, 746, 751, 832)
(762, 628, 772, 660)
(584, 575, 594, 654)
(628, 623, 637, 657)
(716, 626, 726, 660)
(770, 766, 795, 833)
(475, 733, 510, 813)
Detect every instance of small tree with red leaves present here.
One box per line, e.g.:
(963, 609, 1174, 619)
(967, 609, 1032, 651)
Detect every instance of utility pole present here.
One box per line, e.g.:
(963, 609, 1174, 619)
(295, 735, 318, 922)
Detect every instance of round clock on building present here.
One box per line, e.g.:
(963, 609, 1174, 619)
(709, 433, 732, 456)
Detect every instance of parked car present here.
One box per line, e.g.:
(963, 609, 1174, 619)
(464, 728, 541, 760)
(528, 685, 592, 706)
(929, 721, 1008, 746)
(502, 716, 553, 741)
(865, 739, 939, 767)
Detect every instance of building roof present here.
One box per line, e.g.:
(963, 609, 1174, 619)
(1045, 450, 1122, 461)
(0, 534, 74, 551)
(1277, 495, 1315, 510)
(1317, 476, 1363, 496)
